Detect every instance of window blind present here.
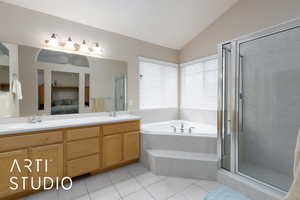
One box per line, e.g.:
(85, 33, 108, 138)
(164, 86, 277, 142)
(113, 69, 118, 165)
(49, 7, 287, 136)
(180, 57, 218, 110)
(139, 59, 178, 109)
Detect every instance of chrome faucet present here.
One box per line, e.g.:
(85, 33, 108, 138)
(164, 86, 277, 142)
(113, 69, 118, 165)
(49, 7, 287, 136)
(109, 111, 117, 117)
(180, 123, 185, 133)
(188, 127, 195, 134)
(170, 125, 177, 133)
(29, 115, 42, 123)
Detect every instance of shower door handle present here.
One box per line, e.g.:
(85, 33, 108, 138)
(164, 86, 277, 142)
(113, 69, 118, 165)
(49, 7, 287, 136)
(239, 55, 244, 132)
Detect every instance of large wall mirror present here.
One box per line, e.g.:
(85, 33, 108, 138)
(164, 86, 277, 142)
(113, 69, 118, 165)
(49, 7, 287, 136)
(0, 41, 128, 118)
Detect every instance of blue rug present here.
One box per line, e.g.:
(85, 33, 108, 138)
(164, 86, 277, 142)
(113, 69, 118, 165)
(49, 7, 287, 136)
(204, 186, 252, 200)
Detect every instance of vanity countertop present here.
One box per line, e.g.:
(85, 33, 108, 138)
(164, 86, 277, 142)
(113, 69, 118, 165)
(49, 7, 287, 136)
(0, 114, 141, 136)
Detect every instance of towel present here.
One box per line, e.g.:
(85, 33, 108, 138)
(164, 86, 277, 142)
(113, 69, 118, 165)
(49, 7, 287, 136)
(92, 98, 105, 112)
(204, 185, 251, 200)
(286, 129, 300, 200)
(11, 79, 22, 100)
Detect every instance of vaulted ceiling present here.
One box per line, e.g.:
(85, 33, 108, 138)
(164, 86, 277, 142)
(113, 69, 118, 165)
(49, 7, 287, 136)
(0, 0, 239, 49)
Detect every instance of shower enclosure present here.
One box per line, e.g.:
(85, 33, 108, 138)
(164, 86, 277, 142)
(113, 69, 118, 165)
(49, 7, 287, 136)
(218, 19, 300, 192)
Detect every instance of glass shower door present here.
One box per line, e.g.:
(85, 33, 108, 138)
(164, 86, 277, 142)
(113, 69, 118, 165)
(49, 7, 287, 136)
(237, 26, 300, 191)
(220, 43, 233, 171)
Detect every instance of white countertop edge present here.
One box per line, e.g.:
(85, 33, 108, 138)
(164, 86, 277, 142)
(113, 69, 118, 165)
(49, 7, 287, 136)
(0, 115, 141, 136)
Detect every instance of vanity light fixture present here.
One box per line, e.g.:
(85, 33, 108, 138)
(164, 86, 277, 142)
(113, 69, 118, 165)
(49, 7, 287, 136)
(47, 33, 58, 47)
(92, 42, 104, 55)
(64, 37, 75, 51)
(44, 33, 104, 58)
(79, 40, 90, 53)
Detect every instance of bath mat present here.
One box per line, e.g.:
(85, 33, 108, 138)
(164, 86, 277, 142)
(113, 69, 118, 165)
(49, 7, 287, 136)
(204, 185, 252, 200)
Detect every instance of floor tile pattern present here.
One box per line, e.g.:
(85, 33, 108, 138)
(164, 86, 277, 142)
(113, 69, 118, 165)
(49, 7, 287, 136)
(18, 163, 221, 200)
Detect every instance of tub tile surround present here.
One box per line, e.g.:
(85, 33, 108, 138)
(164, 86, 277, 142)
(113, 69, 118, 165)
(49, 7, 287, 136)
(140, 120, 218, 182)
(130, 108, 217, 125)
(179, 109, 217, 126)
(130, 108, 179, 124)
(141, 132, 217, 154)
(147, 150, 218, 180)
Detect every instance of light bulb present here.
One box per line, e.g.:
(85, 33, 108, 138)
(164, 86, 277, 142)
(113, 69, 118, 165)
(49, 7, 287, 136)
(64, 37, 75, 50)
(92, 42, 103, 55)
(80, 40, 89, 53)
(47, 33, 58, 47)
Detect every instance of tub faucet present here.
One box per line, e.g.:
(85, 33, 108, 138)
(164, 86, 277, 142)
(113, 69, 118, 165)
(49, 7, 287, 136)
(29, 115, 42, 123)
(180, 123, 185, 133)
(109, 111, 117, 117)
(188, 127, 195, 134)
(170, 125, 177, 133)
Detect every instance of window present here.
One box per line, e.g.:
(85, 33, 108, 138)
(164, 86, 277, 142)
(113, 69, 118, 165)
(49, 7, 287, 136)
(139, 57, 178, 109)
(180, 56, 218, 110)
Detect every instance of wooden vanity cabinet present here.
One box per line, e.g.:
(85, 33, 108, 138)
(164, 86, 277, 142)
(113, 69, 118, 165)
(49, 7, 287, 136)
(102, 121, 140, 168)
(0, 120, 140, 199)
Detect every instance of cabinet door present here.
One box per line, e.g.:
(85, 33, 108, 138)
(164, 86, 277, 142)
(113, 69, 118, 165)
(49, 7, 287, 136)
(123, 132, 140, 161)
(0, 149, 28, 199)
(103, 134, 122, 167)
(30, 144, 63, 189)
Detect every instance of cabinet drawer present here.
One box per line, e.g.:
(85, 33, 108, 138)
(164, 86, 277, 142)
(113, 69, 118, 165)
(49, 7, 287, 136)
(103, 121, 140, 136)
(67, 154, 100, 177)
(67, 138, 99, 160)
(0, 131, 63, 152)
(66, 127, 99, 141)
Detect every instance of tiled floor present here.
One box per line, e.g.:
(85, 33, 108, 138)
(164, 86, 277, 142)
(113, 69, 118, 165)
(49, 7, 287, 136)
(19, 163, 221, 200)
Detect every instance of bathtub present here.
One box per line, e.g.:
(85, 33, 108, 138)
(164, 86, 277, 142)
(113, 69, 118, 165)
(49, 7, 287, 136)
(140, 120, 218, 168)
(141, 120, 217, 177)
(142, 120, 217, 137)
